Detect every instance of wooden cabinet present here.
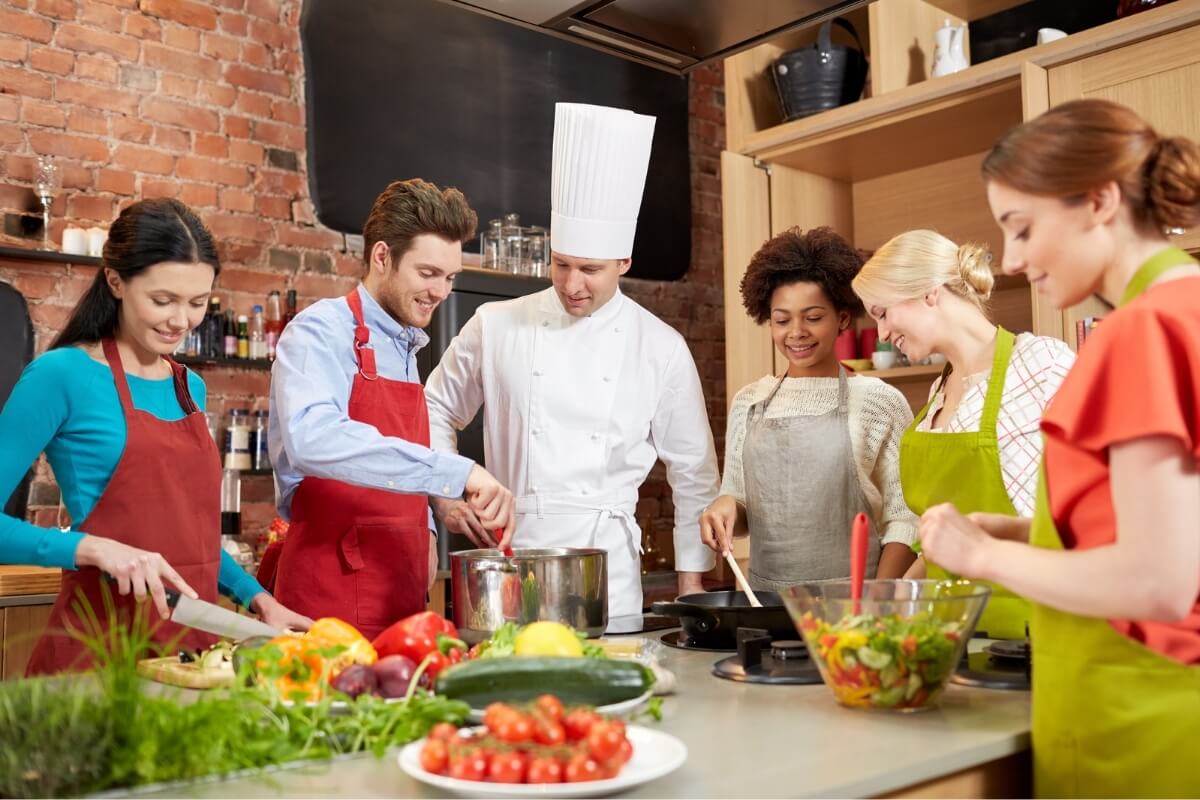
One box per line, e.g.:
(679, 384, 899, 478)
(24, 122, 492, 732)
(722, 1, 1200, 408)
(0, 566, 59, 678)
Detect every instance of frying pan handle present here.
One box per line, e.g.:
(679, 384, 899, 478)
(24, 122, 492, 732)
(650, 601, 719, 633)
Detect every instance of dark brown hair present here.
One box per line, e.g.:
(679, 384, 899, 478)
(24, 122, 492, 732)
(740, 226, 865, 324)
(362, 178, 478, 270)
(52, 198, 219, 350)
(982, 99, 1200, 233)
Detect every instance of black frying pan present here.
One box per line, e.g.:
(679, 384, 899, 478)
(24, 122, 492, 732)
(651, 591, 798, 649)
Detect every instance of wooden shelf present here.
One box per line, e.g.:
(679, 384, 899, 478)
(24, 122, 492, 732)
(174, 354, 272, 370)
(861, 363, 945, 381)
(737, 1, 1200, 181)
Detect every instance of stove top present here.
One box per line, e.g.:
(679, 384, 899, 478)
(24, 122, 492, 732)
(710, 630, 823, 685)
(951, 640, 1031, 691)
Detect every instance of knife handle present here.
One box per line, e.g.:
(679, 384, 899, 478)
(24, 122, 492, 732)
(164, 589, 181, 608)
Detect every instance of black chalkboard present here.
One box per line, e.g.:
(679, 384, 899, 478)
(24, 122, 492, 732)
(300, 0, 692, 281)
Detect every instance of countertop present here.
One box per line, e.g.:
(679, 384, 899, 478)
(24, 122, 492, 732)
(116, 636, 1031, 799)
(0, 566, 61, 598)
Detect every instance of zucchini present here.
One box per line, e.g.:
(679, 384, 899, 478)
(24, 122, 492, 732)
(435, 656, 654, 707)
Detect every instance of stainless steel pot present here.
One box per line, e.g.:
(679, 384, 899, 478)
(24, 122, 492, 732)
(449, 547, 608, 643)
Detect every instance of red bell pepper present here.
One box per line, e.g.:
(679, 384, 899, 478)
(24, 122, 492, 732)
(371, 612, 466, 681)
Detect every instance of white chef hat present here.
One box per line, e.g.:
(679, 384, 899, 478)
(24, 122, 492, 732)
(551, 103, 656, 260)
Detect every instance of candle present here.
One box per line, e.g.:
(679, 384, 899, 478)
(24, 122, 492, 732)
(62, 227, 88, 255)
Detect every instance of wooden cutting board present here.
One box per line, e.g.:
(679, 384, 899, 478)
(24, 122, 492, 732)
(136, 656, 236, 689)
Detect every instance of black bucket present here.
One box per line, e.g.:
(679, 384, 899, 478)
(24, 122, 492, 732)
(770, 17, 868, 122)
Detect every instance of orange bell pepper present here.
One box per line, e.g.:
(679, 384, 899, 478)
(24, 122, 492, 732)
(259, 635, 327, 702)
(305, 617, 377, 671)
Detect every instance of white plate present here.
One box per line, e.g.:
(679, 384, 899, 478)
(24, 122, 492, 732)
(464, 689, 654, 723)
(398, 724, 687, 798)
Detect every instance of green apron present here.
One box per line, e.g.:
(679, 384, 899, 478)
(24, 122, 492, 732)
(1030, 246, 1200, 798)
(900, 327, 1030, 640)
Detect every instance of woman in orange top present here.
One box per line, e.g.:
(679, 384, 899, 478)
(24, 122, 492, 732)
(919, 99, 1200, 797)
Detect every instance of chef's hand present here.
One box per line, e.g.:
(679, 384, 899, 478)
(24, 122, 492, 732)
(431, 496, 496, 547)
(677, 571, 705, 597)
(464, 464, 514, 538)
(699, 495, 741, 555)
(76, 535, 196, 620)
(250, 593, 314, 632)
(966, 512, 1031, 543)
(918, 504, 994, 579)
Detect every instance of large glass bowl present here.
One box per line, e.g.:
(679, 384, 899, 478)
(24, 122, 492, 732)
(782, 580, 990, 712)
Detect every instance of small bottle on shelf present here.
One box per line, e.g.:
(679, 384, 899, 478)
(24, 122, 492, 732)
(203, 296, 222, 358)
(265, 291, 283, 360)
(236, 315, 249, 359)
(223, 310, 237, 358)
(283, 289, 298, 327)
(224, 409, 252, 470)
(250, 409, 271, 470)
(248, 305, 267, 360)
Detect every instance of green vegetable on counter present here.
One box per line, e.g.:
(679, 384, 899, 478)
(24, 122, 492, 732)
(436, 656, 654, 708)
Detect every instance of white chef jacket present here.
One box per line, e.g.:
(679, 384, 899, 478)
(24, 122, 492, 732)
(424, 287, 719, 628)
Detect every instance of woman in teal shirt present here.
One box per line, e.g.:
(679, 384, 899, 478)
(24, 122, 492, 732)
(0, 199, 309, 669)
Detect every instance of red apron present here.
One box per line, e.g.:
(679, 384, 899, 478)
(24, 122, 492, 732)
(270, 290, 430, 639)
(26, 338, 222, 675)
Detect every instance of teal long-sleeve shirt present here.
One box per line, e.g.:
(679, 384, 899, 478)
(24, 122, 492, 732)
(0, 346, 266, 607)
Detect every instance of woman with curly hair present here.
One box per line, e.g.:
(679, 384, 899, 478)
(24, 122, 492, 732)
(853, 229, 1075, 640)
(699, 227, 919, 588)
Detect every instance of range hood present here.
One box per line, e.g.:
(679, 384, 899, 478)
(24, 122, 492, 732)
(440, 0, 871, 74)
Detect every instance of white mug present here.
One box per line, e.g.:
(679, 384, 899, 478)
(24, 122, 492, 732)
(1037, 28, 1067, 45)
(62, 226, 88, 255)
(872, 350, 898, 370)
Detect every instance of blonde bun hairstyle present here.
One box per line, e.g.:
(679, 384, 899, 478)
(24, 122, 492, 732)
(853, 229, 993, 313)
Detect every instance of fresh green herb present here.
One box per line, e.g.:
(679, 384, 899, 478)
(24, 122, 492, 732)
(0, 591, 468, 797)
(632, 695, 664, 723)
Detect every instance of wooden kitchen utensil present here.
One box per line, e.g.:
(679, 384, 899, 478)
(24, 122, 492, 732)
(850, 512, 869, 615)
(725, 551, 762, 607)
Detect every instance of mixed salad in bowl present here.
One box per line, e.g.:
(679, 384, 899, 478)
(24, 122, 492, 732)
(783, 580, 990, 712)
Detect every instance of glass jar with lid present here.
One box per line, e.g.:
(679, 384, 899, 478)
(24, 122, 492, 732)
(224, 408, 252, 470)
(480, 218, 503, 269)
(500, 213, 523, 273)
(526, 226, 549, 278)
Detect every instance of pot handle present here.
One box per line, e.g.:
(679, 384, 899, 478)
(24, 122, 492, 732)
(650, 601, 719, 634)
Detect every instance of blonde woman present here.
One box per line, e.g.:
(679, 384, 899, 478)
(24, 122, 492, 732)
(852, 229, 1074, 639)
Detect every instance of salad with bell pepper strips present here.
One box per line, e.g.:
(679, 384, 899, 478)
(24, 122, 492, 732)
(797, 611, 964, 710)
(372, 612, 468, 681)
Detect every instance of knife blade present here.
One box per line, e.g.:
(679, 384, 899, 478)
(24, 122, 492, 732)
(166, 590, 283, 641)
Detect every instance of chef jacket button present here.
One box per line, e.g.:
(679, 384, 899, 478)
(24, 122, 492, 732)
(614, 327, 621, 333)
(533, 370, 543, 376)
(541, 321, 549, 327)
(532, 428, 541, 436)
(602, 376, 612, 383)
(581, 488, 589, 495)
(442, 485, 451, 494)
(591, 433, 600, 440)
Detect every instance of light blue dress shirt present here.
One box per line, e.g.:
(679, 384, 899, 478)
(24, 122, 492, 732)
(269, 284, 474, 528)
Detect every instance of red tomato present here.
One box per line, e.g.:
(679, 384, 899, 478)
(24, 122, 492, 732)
(419, 739, 448, 774)
(565, 752, 603, 783)
(527, 756, 564, 784)
(428, 722, 458, 742)
(448, 752, 488, 781)
(483, 703, 508, 733)
(495, 712, 534, 744)
(615, 736, 634, 765)
(487, 751, 527, 784)
(535, 694, 564, 723)
(586, 721, 624, 762)
(563, 708, 600, 741)
(533, 716, 566, 746)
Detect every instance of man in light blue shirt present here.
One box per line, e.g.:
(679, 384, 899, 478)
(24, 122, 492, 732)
(266, 179, 513, 633)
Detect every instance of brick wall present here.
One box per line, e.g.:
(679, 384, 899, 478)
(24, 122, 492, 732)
(0, 0, 725, 565)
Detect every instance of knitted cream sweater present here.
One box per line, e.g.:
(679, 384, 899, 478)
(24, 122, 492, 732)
(720, 374, 918, 547)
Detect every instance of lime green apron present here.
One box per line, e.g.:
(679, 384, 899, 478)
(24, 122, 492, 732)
(900, 327, 1030, 640)
(1030, 246, 1200, 798)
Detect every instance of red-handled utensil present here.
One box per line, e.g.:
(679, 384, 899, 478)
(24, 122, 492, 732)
(497, 528, 512, 558)
(850, 512, 869, 615)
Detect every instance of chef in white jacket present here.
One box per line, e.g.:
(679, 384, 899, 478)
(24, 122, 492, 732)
(425, 103, 719, 632)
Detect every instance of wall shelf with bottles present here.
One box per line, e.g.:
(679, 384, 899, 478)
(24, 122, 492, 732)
(0, 245, 100, 268)
(174, 354, 272, 371)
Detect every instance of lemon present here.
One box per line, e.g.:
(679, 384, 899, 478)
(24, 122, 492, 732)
(513, 621, 584, 657)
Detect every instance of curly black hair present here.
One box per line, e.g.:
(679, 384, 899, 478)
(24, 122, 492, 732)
(739, 226, 866, 324)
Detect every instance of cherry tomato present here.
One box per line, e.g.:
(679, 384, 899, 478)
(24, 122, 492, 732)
(448, 751, 487, 781)
(564, 752, 603, 783)
(526, 756, 564, 784)
(563, 708, 601, 741)
(534, 694, 564, 723)
(495, 712, 534, 744)
(586, 721, 624, 762)
(419, 739, 448, 774)
(487, 750, 527, 784)
(615, 736, 634, 765)
(428, 722, 458, 742)
(533, 716, 566, 746)
(483, 703, 508, 733)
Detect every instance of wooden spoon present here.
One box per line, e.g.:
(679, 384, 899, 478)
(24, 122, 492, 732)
(725, 550, 762, 607)
(850, 512, 869, 615)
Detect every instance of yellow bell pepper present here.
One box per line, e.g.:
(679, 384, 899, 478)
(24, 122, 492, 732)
(304, 617, 377, 671)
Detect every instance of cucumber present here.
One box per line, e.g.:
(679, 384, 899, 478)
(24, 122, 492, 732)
(435, 656, 654, 707)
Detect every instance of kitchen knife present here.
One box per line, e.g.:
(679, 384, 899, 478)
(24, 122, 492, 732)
(165, 590, 283, 642)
